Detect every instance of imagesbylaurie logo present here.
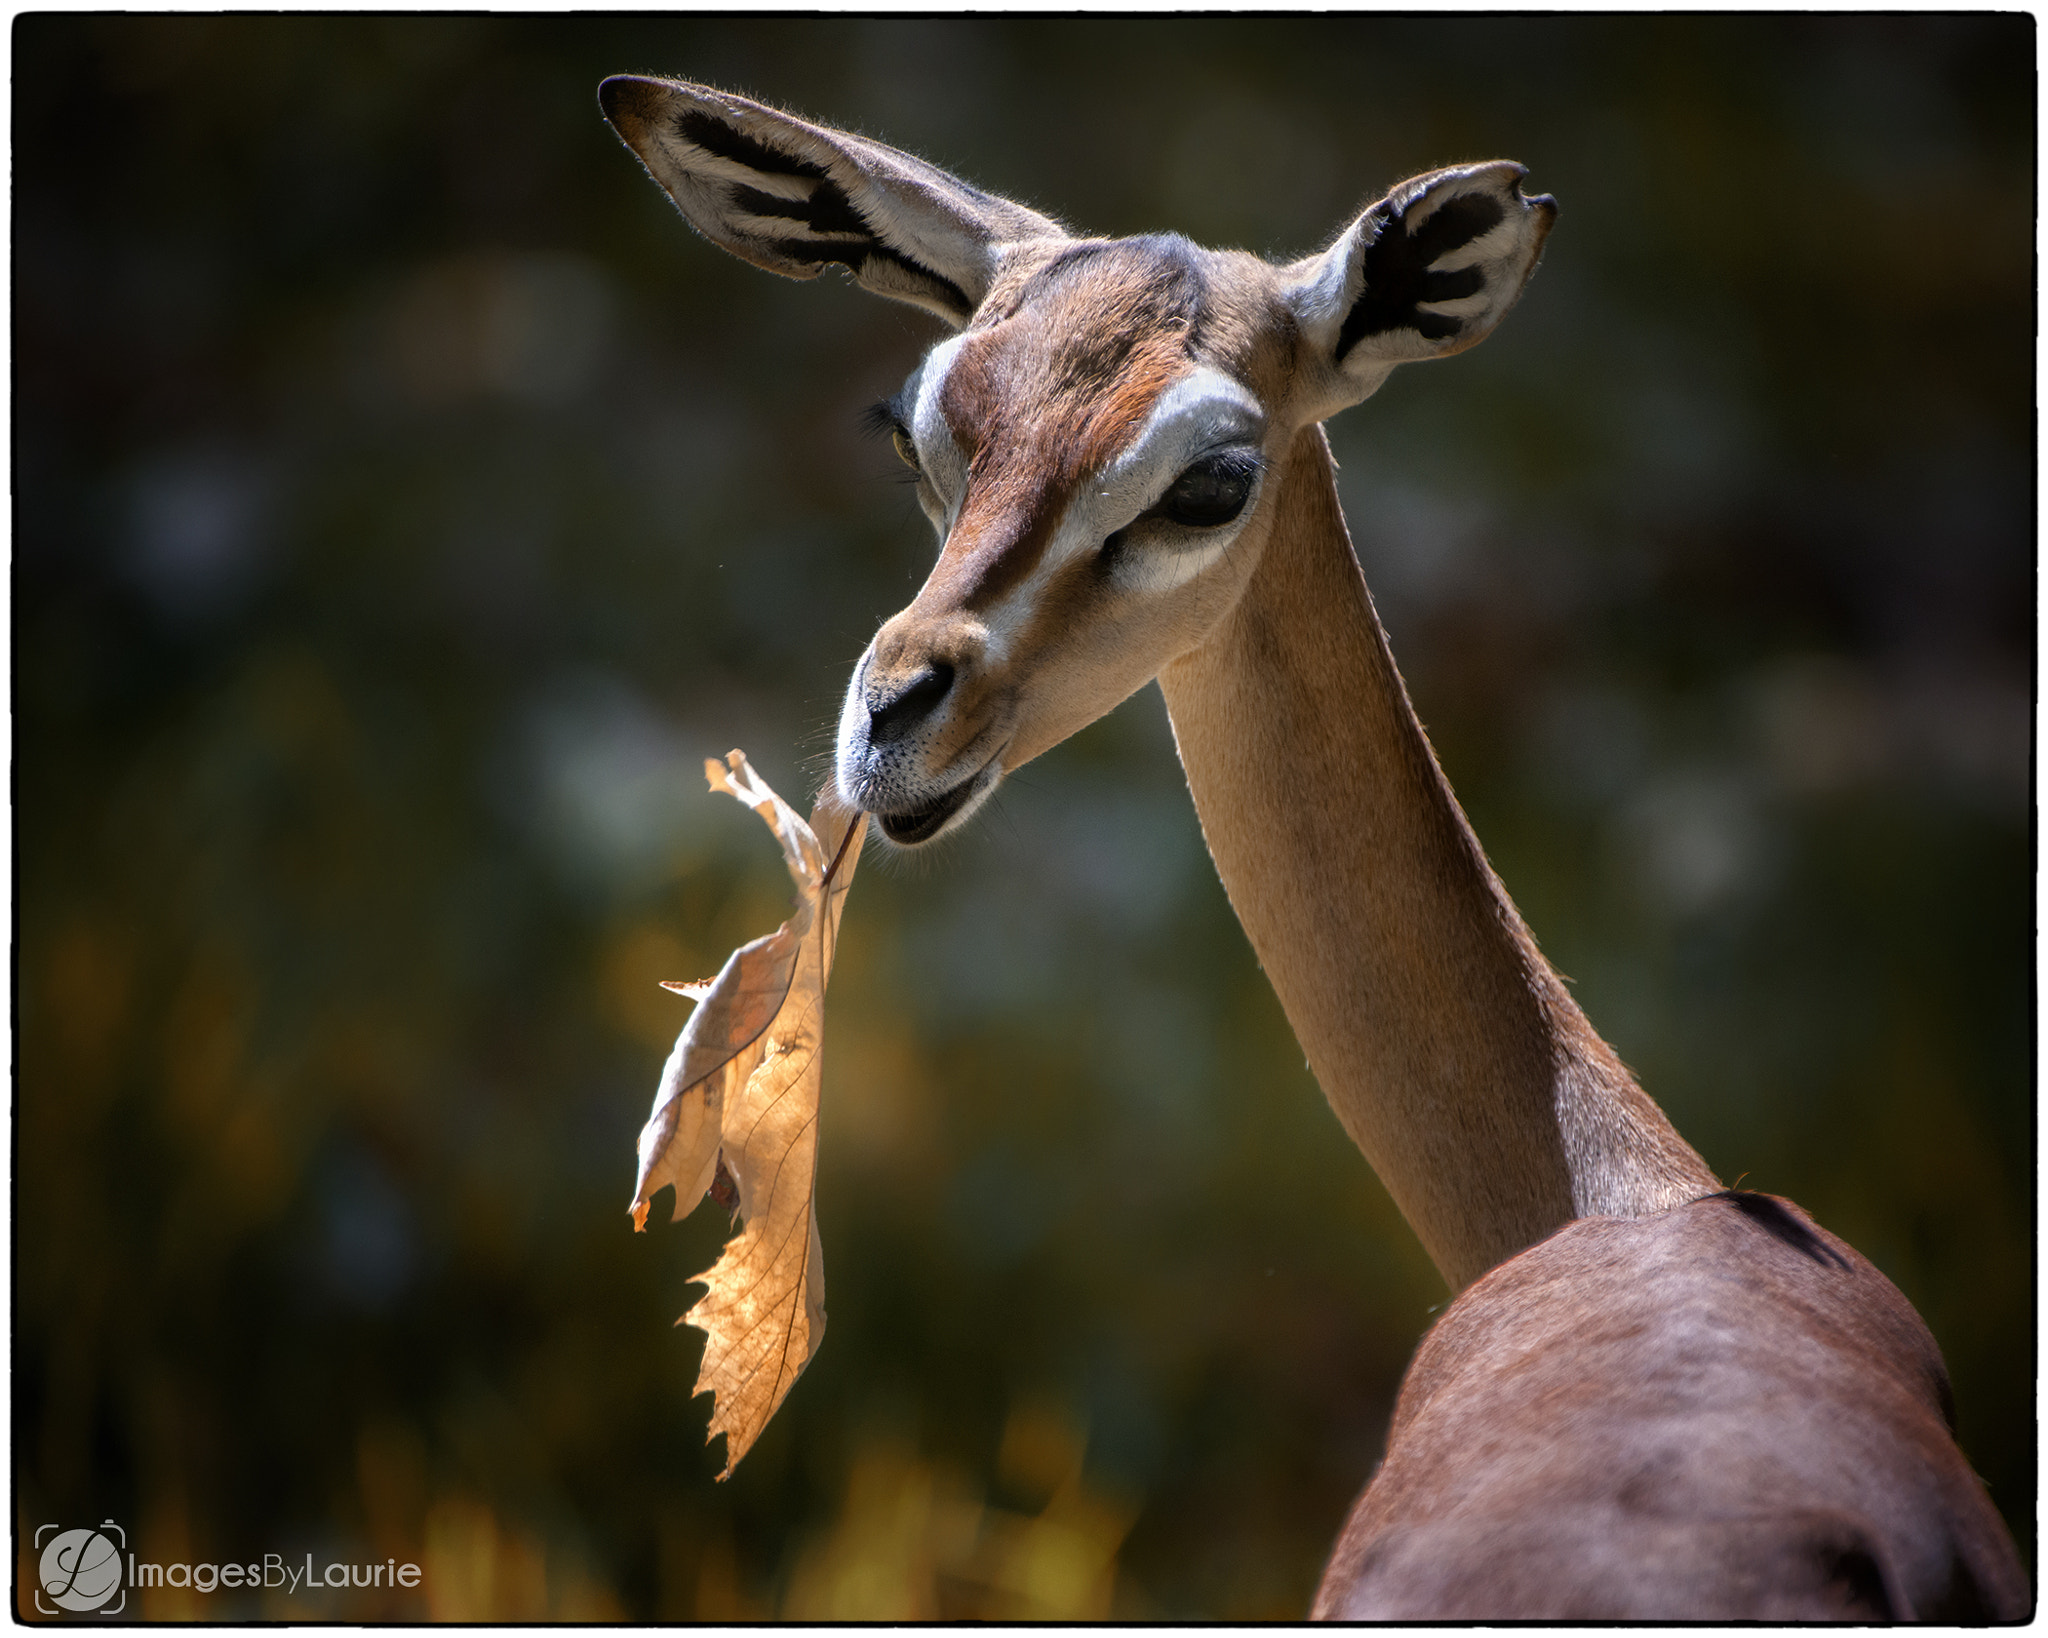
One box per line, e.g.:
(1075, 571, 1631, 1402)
(35, 1521, 126, 1615)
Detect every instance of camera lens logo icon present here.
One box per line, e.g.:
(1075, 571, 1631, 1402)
(37, 1523, 125, 1613)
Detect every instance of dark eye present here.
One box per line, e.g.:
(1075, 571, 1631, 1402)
(862, 396, 923, 476)
(1156, 452, 1258, 528)
(890, 426, 921, 473)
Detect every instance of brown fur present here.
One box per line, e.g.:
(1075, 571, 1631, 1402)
(1316, 1194, 2029, 1620)
(1162, 426, 1716, 1286)
(927, 240, 1202, 610)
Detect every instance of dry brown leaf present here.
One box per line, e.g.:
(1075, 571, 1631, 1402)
(631, 749, 866, 1476)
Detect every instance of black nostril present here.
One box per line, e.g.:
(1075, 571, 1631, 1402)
(867, 663, 954, 745)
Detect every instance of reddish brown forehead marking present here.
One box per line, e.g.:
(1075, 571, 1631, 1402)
(927, 237, 1208, 611)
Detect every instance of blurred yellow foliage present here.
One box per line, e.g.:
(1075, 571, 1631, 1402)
(422, 1496, 623, 1621)
(784, 1400, 1136, 1620)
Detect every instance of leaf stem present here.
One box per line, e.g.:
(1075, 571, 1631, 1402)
(821, 810, 863, 890)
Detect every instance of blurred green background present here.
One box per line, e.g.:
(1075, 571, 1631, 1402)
(16, 14, 2032, 1620)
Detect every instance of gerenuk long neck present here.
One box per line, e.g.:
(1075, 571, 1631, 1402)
(1158, 425, 1717, 1290)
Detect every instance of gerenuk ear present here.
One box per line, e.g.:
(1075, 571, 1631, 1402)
(600, 76, 1068, 329)
(1282, 162, 1555, 416)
